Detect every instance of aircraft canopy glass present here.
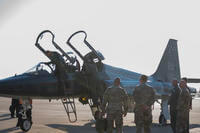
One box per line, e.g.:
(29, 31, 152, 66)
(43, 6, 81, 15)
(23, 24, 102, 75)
(24, 62, 54, 75)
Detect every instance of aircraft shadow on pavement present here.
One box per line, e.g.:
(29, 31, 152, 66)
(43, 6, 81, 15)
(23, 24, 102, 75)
(46, 124, 136, 133)
(0, 127, 23, 133)
(0, 113, 12, 121)
(46, 124, 96, 133)
(0, 113, 10, 118)
(190, 124, 200, 129)
(46, 124, 172, 133)
(46, 122, 174, 133)
(0, 117, 12, 122)
(46, 120, 97, 133)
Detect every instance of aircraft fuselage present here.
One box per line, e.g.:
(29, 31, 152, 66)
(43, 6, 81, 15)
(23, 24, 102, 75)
(0, 72, 87, 99)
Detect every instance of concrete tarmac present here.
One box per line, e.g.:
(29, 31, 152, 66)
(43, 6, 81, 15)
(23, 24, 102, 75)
(0, 97, 200, 133)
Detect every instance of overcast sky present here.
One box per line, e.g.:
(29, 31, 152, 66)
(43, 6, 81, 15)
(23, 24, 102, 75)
(0, 0, 199, 88)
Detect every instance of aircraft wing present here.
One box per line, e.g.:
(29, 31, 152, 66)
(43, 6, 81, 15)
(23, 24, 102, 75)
(103, 64, 142, 80)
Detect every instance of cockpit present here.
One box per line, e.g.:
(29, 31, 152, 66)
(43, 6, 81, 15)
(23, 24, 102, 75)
(34, 30, 105, 75)
(24, 62, 55, 76)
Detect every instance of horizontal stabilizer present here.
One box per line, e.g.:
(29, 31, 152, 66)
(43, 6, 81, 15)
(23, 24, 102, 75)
(187, 78, 200, 83)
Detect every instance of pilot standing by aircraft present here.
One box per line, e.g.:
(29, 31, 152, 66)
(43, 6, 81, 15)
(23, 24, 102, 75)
(133, 75, 155, 133)
(101, 77, 128, 133)
(176, 80, 191, 133)
(181, 77, 192, 133)
(46, 50, 67, 94)
(168, 80, 180, 133)
(9, 98, 19, 118)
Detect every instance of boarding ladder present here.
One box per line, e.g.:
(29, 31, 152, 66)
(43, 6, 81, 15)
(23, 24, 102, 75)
(61, 97, 77, 123)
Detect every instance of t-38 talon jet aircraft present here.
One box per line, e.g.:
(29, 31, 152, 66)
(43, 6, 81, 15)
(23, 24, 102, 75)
(0, 30, 199, 132)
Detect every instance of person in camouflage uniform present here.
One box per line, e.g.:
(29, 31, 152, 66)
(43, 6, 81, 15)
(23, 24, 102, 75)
(168, 80, 180, 133)
(133, 75, 155, 133)
(102, 77, 128, 133)
(181, 77, 192, 133)
(176, 80, 191, 133)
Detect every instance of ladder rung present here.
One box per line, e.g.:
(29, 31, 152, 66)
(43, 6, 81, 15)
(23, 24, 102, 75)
(61, 97, 77, 123)
(62, 101, 74, 104)
(68, 111, 75, 113)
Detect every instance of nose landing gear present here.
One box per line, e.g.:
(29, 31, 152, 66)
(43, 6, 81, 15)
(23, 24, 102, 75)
(18, 109, 32, 132)
(20, 119, 32, 132)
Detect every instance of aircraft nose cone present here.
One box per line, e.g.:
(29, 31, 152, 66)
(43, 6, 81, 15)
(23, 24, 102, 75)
(0, 76, 22, 97)
(0, 79, 10, 97)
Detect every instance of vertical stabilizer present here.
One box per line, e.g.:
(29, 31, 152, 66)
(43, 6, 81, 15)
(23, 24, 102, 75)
(152, 39, 181, 82)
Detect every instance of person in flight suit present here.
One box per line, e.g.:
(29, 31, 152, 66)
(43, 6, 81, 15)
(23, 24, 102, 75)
(176, 80, 191, 133)
(133, 75, 155, 133)
(101, 77, 128, 133)
(168, 80, 181, 133)
(9, 98, 19, 118)
(46, 50, 67, 95)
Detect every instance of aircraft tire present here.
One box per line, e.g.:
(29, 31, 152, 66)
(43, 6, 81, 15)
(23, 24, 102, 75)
(20, 119, 32, 132)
